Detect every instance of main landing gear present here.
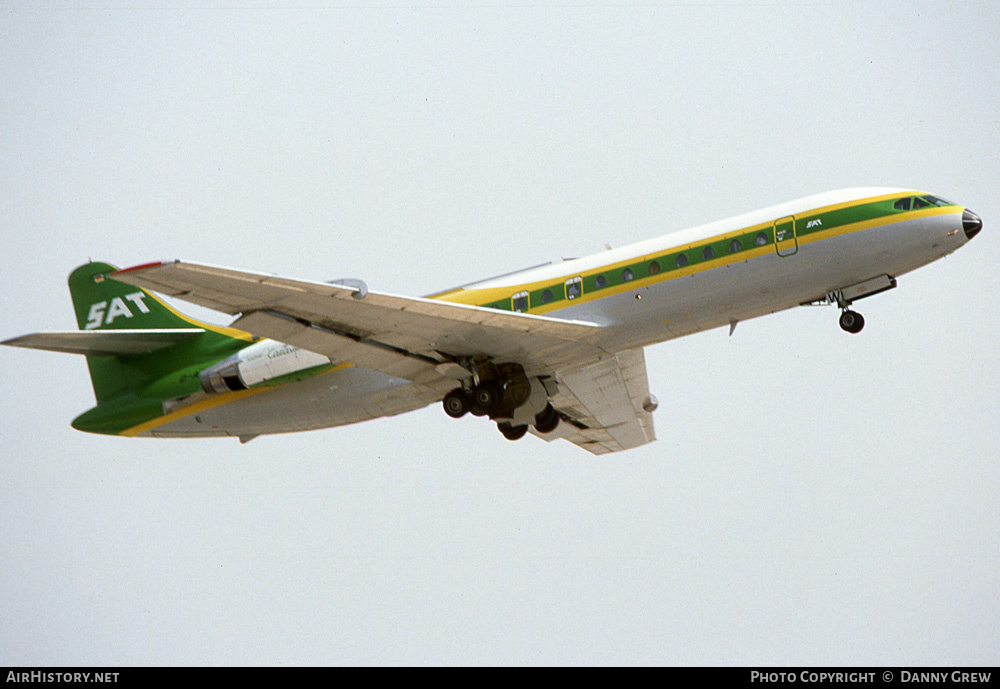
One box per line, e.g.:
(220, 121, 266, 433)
(494, 404, 560, 441)
(442, 388, 473, 418)
(442, 381, 511, 419)
(441, 362, 560, 442)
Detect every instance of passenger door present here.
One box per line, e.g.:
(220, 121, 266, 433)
(774, 216, 798, 257)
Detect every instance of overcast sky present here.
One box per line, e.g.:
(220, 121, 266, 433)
(1, 0, 998, 666)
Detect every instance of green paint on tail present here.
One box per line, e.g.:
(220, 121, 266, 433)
(67, 262, 247, 416)
(68, 262, 196, 333)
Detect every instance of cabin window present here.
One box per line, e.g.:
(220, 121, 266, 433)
(622, 268, 634, 282)
(894, 197, 912, 211)
(541, 289, 553, 304)
(913, 197, 931, 209)
(755, 232, 768, 246)
(675, 253, 688, 268)
(649, 261, 661, 275)
(565, 277, 582, 300)
(702, 246, 715, 260)
(729, 239, 742, 253)
(512, 291, 529, 312)
(594, 274, 607, 289)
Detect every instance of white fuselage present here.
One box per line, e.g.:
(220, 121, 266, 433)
(141, 188, 974, 439)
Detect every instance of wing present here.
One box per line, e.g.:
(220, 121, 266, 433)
(538, 348, 657, 455)
(112, 260, 657, 453)
(1, 329, 204, 356)
(112, 261, 608, 380)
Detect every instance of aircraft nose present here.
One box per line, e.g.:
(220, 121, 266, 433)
(963, 209, 983, 240)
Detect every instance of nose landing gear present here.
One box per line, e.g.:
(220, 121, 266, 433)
(838, 309, 865, 334)
(813, 276, 895, 335)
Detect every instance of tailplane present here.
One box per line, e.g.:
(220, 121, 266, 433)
(2, 262, 236, 404)
(1, 261, 256, 435)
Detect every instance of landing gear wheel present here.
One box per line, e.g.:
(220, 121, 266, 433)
(473, 381, 503, 416)
(534, 403, 560, 434)
(497, 421, 528, 441)
(442, 389, 471, 418)
(839, 310, 865, 334)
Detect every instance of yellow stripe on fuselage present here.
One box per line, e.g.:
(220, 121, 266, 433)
(434, 193, 957, 316)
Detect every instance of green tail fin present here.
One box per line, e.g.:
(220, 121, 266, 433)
(68, 262, 203, 402)
(69, 262, 193, 332)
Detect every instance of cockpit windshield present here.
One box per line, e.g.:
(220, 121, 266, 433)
(893, 194, 955, 211)
(921, 195, 954, 207)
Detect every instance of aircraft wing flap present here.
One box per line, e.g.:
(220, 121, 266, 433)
(232, 310, 449, 385)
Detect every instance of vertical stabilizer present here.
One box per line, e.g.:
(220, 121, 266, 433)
(67, 262, 205, 402)
(68, 262, 194, 332)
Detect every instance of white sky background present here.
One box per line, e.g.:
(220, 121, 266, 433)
(1, 0, 998, 665)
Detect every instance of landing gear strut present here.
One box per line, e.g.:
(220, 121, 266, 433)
(821, 279, 895, 335)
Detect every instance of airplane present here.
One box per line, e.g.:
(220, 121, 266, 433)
(2, 187, 983, 454)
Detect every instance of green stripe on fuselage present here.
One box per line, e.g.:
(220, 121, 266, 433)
(444, 194, 958, 314)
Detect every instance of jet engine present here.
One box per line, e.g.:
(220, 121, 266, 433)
(200, 340, 331, 394)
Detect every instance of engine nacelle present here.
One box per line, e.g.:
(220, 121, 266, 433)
(200, 340, 331, 394)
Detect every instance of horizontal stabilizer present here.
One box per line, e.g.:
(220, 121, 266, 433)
(1, 328, 204, 356)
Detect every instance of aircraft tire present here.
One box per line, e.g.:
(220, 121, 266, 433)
(839, 310, 865, 334)
(534, 403, 560, 434)
(473, 381, 503, 415)
(498, 422, 528, 441)
(443, 389, 471, 418)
